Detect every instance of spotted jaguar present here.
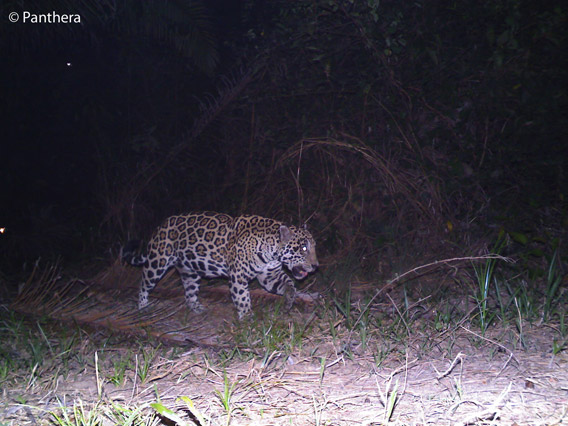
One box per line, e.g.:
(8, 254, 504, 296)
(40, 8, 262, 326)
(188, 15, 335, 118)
(122, 212, 318, 319)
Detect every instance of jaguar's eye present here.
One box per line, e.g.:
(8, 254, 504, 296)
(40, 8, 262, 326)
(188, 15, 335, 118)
(301, 245, 307, 252)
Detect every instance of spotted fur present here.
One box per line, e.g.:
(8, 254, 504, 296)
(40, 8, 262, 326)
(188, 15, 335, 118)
(122, 212, 318, 319)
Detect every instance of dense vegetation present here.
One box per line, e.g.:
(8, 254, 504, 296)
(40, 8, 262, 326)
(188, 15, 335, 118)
(2, 0, 566, 274)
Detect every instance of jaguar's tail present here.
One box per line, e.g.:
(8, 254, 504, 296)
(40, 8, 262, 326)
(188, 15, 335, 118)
(121, 240, 147, 267)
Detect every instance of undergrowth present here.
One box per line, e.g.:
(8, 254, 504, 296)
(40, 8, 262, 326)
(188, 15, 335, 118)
(0, 237, 566, 424)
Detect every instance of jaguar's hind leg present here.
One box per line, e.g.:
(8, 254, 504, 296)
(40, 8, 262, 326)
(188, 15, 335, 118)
(139, 261, 174, 309)
(176, 266, 206, 313)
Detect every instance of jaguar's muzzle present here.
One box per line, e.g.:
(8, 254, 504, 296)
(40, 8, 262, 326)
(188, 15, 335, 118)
(292, 263, 318, 280)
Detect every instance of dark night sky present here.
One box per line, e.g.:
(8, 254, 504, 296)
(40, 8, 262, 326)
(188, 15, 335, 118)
(1, 2, 251, 269)
(4, 40, 100, 222)
(2, 1, 245, 220)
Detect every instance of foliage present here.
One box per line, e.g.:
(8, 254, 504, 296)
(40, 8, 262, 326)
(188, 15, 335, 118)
(98, 0, 566, 252)
(472, 231, 507, 334)
(1, 0, 566, 291)
(151, 396, 208, 426)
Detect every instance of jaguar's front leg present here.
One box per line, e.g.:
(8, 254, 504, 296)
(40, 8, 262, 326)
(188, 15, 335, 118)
(229, 274, 252, 319)
(257, 265, 297, 311)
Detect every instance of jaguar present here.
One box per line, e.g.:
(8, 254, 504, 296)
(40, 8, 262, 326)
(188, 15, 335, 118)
(122, 212, 318, 319)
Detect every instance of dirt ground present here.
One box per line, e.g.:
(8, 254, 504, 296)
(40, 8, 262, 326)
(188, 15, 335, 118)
(1, 264, 567, 425)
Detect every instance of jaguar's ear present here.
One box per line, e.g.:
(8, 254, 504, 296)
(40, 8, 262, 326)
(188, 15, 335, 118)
(280, 225, 293, 244)
(302, 223, 308, 231)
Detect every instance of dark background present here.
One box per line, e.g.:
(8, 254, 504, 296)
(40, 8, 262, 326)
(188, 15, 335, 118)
(1, 0, 566, 277)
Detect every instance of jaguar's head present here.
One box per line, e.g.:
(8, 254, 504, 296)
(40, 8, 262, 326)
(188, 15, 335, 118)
(279, 224, 318, 280)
